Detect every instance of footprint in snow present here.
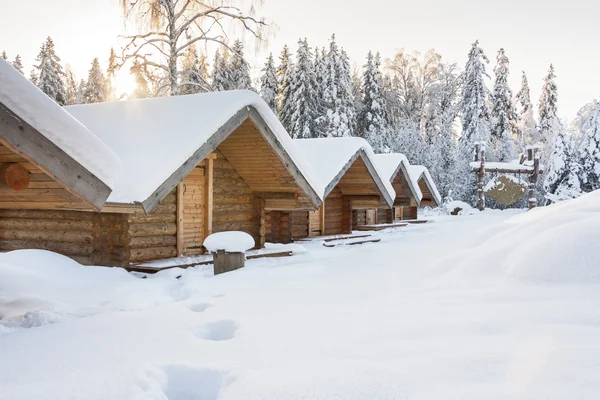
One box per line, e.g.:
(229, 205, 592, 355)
(194, 319, 238, 341)
(188, 302, 213, 313)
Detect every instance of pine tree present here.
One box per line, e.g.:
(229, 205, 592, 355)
(76, 79, 86, 104)
(544, 128, 581, 203)
(180, 44, 209, 94)
(288, 38, 319, 139)
(64, 66, 79, 105)
(319, 35, 356, 137)
(313, 47, 327, 137)
(230, 40, 253, 91)
(460, 40, 491, 148)
(515, 71, 538, 149)
(259, 53, 278, 112)
(490, 49, 517, 161)
(538, 64, 560, 154)
(1, 51, 7, 60)
(277, 45, 294, 133)
(84, 58, 108, 104)
(578, 101, 600, 192)
(34, 37, 67, 105)
(130, 60, 150, 99)
(106, 48, 119, 101)
(361, 51, 386, 150)
(11, 55, 24, 75)
(212, 49, 234, 92)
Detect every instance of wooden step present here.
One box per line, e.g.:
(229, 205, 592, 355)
(356, 222, 408, 231)
(296, 234, 371, 242)
(323, 238, 381, 248)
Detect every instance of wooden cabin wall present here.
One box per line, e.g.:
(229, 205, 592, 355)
(291, 211, 309, 239)
(265, 211, 292, 243)
(212, 153, 261, 247)
(0, 144, 93, 211)
(323, 187, 343, 235)
(418, 179, 437, 206)
(377, 208, 393, 224)
(397, 206, 418, 220)
(352, 209, 366, 227)
(127, 190, 178, 264)
(0, 209, 130, 266)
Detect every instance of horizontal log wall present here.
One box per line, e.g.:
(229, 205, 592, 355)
(397, 206, 418, 220)
(212, 153, 261, 247)
(291, 211, 309, 239)
(0, 144, 92, 211)
(323, 187, 343, 236)
(377, 208, 393, 224)
(352, 209, 366, 226)
(127, 190, 178, 263)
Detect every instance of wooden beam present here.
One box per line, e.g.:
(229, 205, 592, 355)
(176, 183, 184, 256)
(254, 192, 298, 200)
(0, 102, 112, 210)
(204, 157, 213, 237)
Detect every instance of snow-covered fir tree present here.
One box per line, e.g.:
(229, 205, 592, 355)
(319, 35, 356, 137)
(180, 44, 209, 94)
(287, 38, 319, 139)
(361, 51, 387, 151)
(229, 40, 254, 91)
(490, 48, 517, 161)
(64, 66, 79, 105)
(460, 40, 490, 149)
(578, 100, 600, 192)
(1, 51, 7, 60)
(76, 79, 86, 104)
(12, 55, 24, 75)
(351, 67, 364, 133)
(313, 47, 327, 137)
(544, 128, 582, 204)
(259, 53, 278, 111)
(34, 37, 67, 105)
(277, 45, 295, 133)
(212, 49, 234, 92)
(84, 58, 108, 104)
(515, 71, 538, 149)
(538, 64, 560, 155)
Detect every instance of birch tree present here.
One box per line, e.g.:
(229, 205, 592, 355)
(120, 0, 267, 96)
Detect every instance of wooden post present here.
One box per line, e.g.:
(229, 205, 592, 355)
(477, 145, 486, 211)
(259, 198, 266, 247)
(204, 158, 214, 238)
(319, 203, 325, 235)
(176, 183, 184, 256)
(213, 250, 245, 275)
(474, 143, 480, 162)
(528, 148, 540, 210)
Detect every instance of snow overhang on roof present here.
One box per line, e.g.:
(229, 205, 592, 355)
(293, 137, 396, 208)
(66, 90, 322, 212)
(408, 165, 442, 206)
(372, 153, 423, 204)
(0, 59, 120, 210)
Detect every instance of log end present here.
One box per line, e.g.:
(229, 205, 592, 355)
(1, 163, 30, 191)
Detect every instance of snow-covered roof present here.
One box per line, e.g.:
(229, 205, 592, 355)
(292, 137, 395, 207)
(408, 165, 442, 206)
(0, 59, 120, 206)
(66, 91, 322, 208)
(372, 153, 422, 203)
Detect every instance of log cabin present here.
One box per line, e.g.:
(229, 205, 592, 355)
(402, 165, 442, 219)
(355, 153, 422, 224)
(0, 59, 322, 266)
(286, 138, 395, 239)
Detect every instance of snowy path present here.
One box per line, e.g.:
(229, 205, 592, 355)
(1, 203, 600, 400)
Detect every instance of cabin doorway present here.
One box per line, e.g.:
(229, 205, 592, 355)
(178, 166, 206, 255)
(308, 207, 322, 237)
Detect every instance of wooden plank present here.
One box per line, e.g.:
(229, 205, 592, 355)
(356, 222, 408, 231)
(323, 238, 381, 247)
(176, 183, 184, 256)
(0, 102, 111, 210)
(204, 157, 213, 238)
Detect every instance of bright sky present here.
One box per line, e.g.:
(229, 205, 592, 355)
(1, 0, 598, 119)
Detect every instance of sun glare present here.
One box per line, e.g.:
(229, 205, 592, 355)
(113, 69, 137, 99)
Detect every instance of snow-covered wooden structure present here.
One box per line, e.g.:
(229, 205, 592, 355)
(287, 138, 395, 238)
(354, 153, 422, 224)
(0, 60, 321, 267)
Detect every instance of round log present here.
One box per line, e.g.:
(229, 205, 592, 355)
(0, 163, 30, 190)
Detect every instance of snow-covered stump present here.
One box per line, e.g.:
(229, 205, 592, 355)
(203, 232, 255, 276)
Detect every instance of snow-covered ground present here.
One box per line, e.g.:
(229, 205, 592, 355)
(1, 192, 600, 400)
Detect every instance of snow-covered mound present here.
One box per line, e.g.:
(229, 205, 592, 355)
(203, 231, 255, 253)
(503, 190, 600, 284)
(0, 250, 172, 331)
(444, 200, 474, 215)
